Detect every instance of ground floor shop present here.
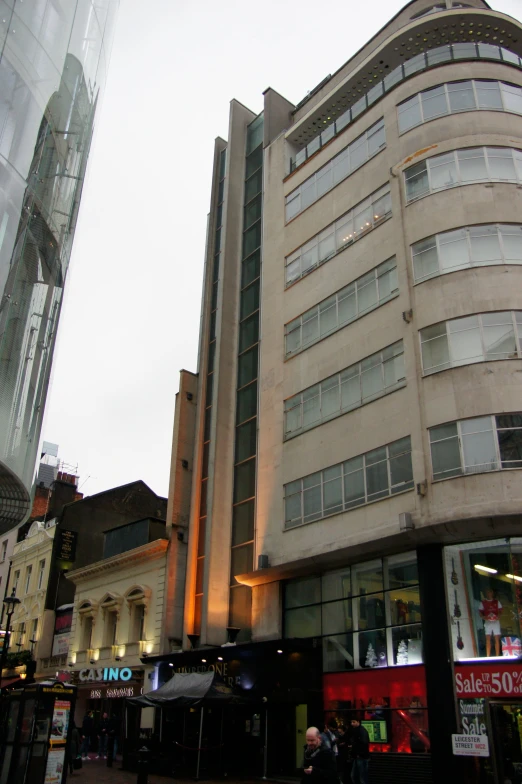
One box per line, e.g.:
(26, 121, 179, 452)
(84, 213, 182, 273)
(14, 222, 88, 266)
(71, 666, 147, 756)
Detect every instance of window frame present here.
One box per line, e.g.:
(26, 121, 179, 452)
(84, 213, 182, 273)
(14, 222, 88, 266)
(420, 311, 522, 374)
(405, 147, 522, 204)
(429, 414, 522, 480)
(412, 223, 522, 283)
(284, 437, 414, 529)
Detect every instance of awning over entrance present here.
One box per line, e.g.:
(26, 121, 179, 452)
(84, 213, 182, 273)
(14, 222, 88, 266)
(127, 671, 248, 707)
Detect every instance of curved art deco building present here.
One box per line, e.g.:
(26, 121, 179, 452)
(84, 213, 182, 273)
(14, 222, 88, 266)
(0, 1, 118, 530)
(170, 1, 522, 782)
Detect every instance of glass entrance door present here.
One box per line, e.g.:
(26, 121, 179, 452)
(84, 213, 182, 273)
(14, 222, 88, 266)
(490, 702, 522, 784)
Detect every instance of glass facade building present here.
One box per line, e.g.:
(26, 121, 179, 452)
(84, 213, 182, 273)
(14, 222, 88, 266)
(0, 1, 118, 530)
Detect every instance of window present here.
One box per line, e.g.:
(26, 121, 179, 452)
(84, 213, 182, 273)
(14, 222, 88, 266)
(285, 185, 392, 286)
(430, 414, 522, 480)
(398, 79, 522, 133)
(285, 120, 386, 220)
(286, 258, 398, 356)
(289, 42, 522, 173)
(1, 540, 7, 562)
(405, 147, 522, 203)
(285, 342, 405, 438)
(284, 437, 413, 529)
(31, 618, 38, 642)
(37, 560, 45, 590)
(12, 570, 20, 593)
(412, 224, 522, 283)
(24, 566, 32, 594)
(283, 552, 421, 673)
(134, 605, 146, 642)
(445, 538, 522, 661)
(81, 616, 93, 650)
(104, 612, 118, 647)
(420, 311, 522, 374)
(19, 622, 26, 648)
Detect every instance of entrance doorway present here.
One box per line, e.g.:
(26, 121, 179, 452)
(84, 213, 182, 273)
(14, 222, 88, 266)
(490, 702, 522, 784)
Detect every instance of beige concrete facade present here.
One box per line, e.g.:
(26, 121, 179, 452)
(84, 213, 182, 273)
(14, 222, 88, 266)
(176, 0, 522, 648)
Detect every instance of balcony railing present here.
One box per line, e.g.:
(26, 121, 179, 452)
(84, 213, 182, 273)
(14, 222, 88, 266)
(289, 43, 522, 173)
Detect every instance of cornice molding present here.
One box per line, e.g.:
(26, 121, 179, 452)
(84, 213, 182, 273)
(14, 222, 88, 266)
(67, 539, 168, 583)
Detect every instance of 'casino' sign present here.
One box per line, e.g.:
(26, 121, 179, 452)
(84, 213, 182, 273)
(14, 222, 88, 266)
(79, 667, 133, 683)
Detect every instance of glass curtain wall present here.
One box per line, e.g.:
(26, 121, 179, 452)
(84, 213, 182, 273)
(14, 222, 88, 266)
(194, 148, 227, 634)
(0, 1, 119, 530)
(229, 115, 263, 640)
(284, 553, 422, 671)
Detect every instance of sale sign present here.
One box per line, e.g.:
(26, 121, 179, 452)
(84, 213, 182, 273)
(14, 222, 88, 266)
(455, 663, 522, 697)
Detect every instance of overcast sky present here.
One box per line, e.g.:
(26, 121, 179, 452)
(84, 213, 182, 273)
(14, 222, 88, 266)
(42, 0, 521, 500)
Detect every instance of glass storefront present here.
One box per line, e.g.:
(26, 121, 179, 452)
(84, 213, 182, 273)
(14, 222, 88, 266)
(445, 538, 522, 661)
(284, 552, 422, 671)
(0, 1, 119, 530)
(324, 665, 429, 754)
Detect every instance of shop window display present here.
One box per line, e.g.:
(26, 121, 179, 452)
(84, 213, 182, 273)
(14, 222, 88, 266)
(445, 538, 522, 661)
(323, 666, 429, 754)
(283, 552, 422, 671)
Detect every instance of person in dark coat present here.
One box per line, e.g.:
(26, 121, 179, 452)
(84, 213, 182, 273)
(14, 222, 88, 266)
(97, 712, 111, 759)
(336, 725, 351, 784)
(68, 721, 80, 774)
(349, 718, 370, 784)
(301, 727, 339, 784)
(80, 711, 94, 760)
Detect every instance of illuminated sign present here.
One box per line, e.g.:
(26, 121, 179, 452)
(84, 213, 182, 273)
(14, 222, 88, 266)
(90, 686, 135, 699)
(79, 667, 132, 683)
(56, 529, 77, 562)
(361, 720, 387, 743)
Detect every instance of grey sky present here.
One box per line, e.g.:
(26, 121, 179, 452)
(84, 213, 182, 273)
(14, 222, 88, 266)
(42, 0, 521, 499)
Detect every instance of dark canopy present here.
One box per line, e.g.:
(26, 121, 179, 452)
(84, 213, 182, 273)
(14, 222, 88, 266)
(127, 671, 248, 707)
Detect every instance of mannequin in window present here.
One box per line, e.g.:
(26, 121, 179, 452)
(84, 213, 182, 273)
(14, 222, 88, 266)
(479, 588, 503, 657)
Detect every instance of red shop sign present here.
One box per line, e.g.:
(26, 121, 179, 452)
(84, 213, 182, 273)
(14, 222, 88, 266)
(455, 663, 522, 698)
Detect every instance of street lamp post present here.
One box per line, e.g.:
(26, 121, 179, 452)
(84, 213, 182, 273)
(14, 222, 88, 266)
(0, 590, 21, 688)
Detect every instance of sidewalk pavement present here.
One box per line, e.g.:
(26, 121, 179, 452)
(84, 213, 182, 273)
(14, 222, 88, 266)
(68, 757, 169, 784)
(68, 756, 259, 784)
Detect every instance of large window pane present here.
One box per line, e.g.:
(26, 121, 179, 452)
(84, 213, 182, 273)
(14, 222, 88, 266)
(358, 594, 385, 630)
(398, 95, 422, 132)
(430, 423, 461, 478)
(323, 466, 343, 515)
(235, 419, 257, 463)
(359, 628, 387, 668)
(365, 447, 389, 499)
(438, 228, 469, 272)
(389, 437, 413, 490)
(233, 457, 256, 503)
(469, 225, 502, 264)
(457, 148, 488, 182)
(343, 456, 365, 508)
(236, 381, 257, 424)
(238, 345, 258, 388)
(323, 633, 354, 672)
(501, 225, 522, 262)
(285, 576, 321, 609)
(429, 152, 458, 190)
(405, 161, 429, 201)
(285, 606, 321, 638)
(412, 236, 439, 280)
(387, 552, 418, 589)
(476, 80, 503, 109)
(392, 624, 423, 665)
(232, 500, 255, 546)
(421, 322, 450, 373)
(501, 83, 522, 114)
(447, 81, 476, 112)
(482, 312, 516, 359)
(422, 85, 449, 119)
(230, 543, 253, 584)
(322, 568, 351, 602)
(487, 148, 516, 181)
(460, 417, 497, 474)
(448, 315, 482, 365)
(337, 284, 356, 326)
(239, 314, 259, 352)
(353, 559, 383, 595)
(322, 599, 353, 635)
(497, 415, 522, 468)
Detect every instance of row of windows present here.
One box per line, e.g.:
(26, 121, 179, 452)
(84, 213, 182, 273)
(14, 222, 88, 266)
(284, 222, 522, 369)
(421, 311, 522, 375)
(285, 258, 398, 357)
(285, 184, 391, 286)
(284, 437, 413, 529)
(284, 342, 405, 439)
(11, 560, 46, 595)
(285, 119, 386, 221)
(289, 41, 522, 172)
(399, 79, 522, 133)
(412, 223, 522, 282)
(405, 146, 522, 203)
(430, 414, 522, 480)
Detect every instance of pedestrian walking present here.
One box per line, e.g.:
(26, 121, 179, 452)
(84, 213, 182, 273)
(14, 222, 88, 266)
(68, 721, 80, 774)
(80, 710, 95, 760)
(301, 726, 339, 784)
(336, 725, 351, 784)
(97, 712, 111, 759)
(349, 718, 370, 784)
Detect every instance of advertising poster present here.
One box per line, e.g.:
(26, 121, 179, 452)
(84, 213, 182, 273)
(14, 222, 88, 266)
(51, 701, 70, 741)
(44, 748, 65, 784)
(52, 607, 73, 657)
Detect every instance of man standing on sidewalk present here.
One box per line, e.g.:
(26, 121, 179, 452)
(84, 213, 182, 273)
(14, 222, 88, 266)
(301, 727, 338, 784)
(349, 718, 370, 784)
(97, 712, 111, 759)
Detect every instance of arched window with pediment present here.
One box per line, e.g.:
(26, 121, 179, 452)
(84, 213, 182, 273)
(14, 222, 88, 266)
(125, 585, 151, 643)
